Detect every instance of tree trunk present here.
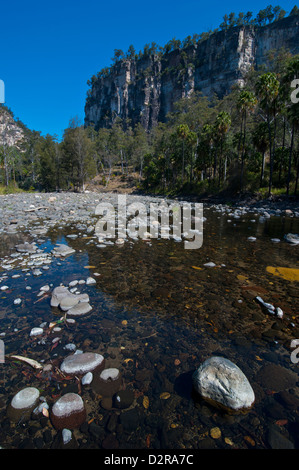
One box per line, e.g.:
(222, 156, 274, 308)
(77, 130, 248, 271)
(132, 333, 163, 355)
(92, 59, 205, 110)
(267, 113, 273, 196)
(295, 153, 299, 196)
(260, 151, 265, 186)
(287, 122, 295, 196)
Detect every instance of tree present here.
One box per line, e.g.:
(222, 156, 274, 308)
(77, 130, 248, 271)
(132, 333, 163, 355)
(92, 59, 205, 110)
(252, 122, 269, 186)
(214, 111, 231, 184)
(237, 90, 257, 189)
(36, 134, 57, 191)
(255, 72, 280, 195)
(126, 45, 136, 59)
(111, 49, 124, 64)
(176, 124, 190, 183)
(289, 5, 299, 16)
(62, 118, 95, 191)
(280, 56, 299, 194)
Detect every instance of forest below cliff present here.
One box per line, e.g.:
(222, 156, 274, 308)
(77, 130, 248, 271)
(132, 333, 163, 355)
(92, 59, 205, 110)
(0, 5, 298, 199)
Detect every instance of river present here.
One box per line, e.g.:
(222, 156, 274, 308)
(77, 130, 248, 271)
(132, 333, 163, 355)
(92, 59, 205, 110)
(0, 192, 298, 449)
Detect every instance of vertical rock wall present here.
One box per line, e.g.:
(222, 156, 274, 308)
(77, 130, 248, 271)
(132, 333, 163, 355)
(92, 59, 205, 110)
(85, 16, 299, 131)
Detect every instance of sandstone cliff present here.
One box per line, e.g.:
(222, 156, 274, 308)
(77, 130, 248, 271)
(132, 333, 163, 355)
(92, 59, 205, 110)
(85, 16, 299, 131)
(0, 106, 25, 149)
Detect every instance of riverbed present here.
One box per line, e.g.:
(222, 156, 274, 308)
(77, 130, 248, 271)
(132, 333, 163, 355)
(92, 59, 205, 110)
(0, 192, 298, 449)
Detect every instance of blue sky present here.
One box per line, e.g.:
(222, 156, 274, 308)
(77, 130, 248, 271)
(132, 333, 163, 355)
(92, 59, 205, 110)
(1, 0, 297, 140)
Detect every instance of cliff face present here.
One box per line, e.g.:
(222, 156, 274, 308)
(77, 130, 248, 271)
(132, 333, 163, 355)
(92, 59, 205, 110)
(85, 16, 299, 131)
(0, 107, 25, 148)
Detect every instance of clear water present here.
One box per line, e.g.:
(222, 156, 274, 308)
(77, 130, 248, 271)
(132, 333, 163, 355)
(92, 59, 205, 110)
(0, 204, 298, 449)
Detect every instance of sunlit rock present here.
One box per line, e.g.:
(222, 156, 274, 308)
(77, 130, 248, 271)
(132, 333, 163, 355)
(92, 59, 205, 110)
(192, 356, 255, 412)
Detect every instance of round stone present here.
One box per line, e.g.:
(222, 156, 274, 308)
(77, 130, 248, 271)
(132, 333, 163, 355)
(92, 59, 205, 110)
(30, 327, 44, 337)
(192, 356, 255, 412)
(60, 352, 105, 376)
(50, 286, 69, 307)
(67, 302, 92, 317)
(7, 387, 40, 422)
(59, 294, 80, 311)
(92, 368, 122, 397)
(50, 393, 86, 430)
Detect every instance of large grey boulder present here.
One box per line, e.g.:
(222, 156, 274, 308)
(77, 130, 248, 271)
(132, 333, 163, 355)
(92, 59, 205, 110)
(192, 356, 255, 412)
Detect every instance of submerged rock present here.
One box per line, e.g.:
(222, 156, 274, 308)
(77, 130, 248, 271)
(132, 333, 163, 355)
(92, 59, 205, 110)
(50, 286, 69, 307)
(50, 393, 86, 430)
(113, 389, 135, 409)
(7, 387, 40, 422)
(284, 233, 299, 245)
(92, 368, 122, 397)
(51, 244, 76, 256)
(192, 356, 255, 412)
(15, 242, 37, 254)
(67, 302, 92, 317)
(60, 352, 105, 376)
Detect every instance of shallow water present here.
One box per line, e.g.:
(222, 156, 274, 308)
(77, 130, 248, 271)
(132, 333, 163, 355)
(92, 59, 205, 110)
(0, 200, 298, 449)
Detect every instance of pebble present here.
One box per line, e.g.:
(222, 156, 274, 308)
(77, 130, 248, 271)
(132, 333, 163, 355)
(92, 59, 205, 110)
(30, 327, 44, 337)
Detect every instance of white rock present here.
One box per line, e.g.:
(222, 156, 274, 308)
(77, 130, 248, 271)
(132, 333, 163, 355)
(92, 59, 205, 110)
(51, 244, 76, 256)
(192, 356, 255, 411)
(60, 352, 104, 375)
(50, 286, 69, 307)
(86, 277, 96, 285)
(276, 307, 283, 319)
(13, 298, 22, 305)
(11, 387, 40, 410)
(30, 327, 44, 337)
(204, 262, 216, 267)
(52, 393, 84, 417)
(40, 285, 50, 292)
(59, 294, 80, 311)
(64, 343, 77, 351)
(62, 428, 72, 445)
(67, 302, 92, 317)
(81, 372, 93, 385)
(284, 233, 299, 245)
(100, 368, 120, 381)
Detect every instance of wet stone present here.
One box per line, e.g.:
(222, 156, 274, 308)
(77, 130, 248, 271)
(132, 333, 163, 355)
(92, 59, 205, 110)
(119, 408, 140, 432)
(113, 389, 135, 409)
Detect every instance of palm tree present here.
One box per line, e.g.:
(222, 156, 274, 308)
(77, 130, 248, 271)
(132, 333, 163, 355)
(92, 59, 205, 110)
(280, 57, 299, 195)
(255, 72, 280, 196)
(237, 90, 257, 190)
(252, 122, 269, 187)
